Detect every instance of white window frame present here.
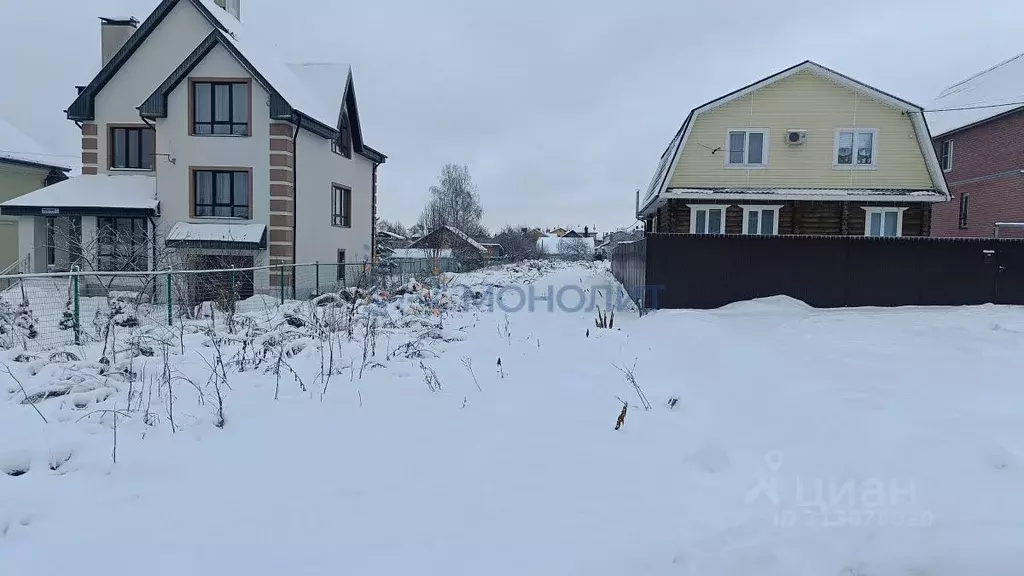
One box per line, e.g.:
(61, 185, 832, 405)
(940, 139, 953, 172)
(724, 129, 769, 168)
(862, 207, 908, 237)
(740, 205, 783, 235)
(833, 128, 878, 170)
(687, 204, 730, 234)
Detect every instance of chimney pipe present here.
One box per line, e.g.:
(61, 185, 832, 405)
(213, 0, 242, 20)
(100, 17, 139, 67)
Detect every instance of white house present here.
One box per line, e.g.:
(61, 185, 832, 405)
(0, 0, 384, 293)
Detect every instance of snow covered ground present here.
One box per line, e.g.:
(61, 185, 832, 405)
(3, 260, 1024, 575)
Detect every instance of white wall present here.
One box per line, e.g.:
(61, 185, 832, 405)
(92, 0, 214, 174)
(153, 42, 271, 230)
(294, 130, 375, 267)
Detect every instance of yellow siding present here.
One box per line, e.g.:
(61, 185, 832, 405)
(669, 70, 933, 189)
(0, 164, 49, 270)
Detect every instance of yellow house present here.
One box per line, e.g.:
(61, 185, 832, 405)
(639, 61, 950, 237)
(0, 118, 71, 272)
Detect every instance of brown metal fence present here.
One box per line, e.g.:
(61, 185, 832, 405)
(611, 233, 1024, 309)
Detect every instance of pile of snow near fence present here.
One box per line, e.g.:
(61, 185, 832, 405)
(4, 259, 1024, 575)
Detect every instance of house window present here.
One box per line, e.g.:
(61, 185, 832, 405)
(332, 112, 352, 158)
(741, 205, 782, 235)
(192, 81, 250, 135)
(835, 129, 877, 168)
(110, 126, 155, 170)
(863, 207, 906, 237)
(940, 139, 953, 172)
(332, 184, 351, 227)
(959, 194, 969, 228)
(688, 205, 728, 234)
(97, 217, 148, 271)
(726, 129, 768, 167)
(337, 249, 346, 281)
(193, 169, 250, 218)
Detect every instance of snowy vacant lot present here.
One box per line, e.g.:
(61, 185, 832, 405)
(3, 261, 1024, 575)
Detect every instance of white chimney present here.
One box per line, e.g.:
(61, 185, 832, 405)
(213, 0, 241, 20)
(100, 17, 139, 66)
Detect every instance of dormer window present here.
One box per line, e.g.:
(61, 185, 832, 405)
(332, 111, 351, 158)
(191, 79, 251, 136)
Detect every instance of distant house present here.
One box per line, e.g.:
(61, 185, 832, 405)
(927, 53, 1024, 237)
(479, 242, 505, 258)
(375, 229, 406, 258)
(639, 60, 949, 237)
(0, 118, 71, 272)
(407, 225, 488, 259)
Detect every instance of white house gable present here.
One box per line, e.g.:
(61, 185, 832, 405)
(92, 0, 215, 174)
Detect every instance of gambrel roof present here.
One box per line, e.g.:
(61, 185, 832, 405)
(66, 0, 384, 163)
(639, 61, 948, 217)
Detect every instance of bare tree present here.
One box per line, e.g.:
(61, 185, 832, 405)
(417, 163, 485, 235)
(558, 237, 593, 261)
(377, 219, 408, 238)
(494, 226, 541, 261)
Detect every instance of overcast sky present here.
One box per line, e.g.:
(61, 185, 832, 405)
(1, 0, 1022, 233)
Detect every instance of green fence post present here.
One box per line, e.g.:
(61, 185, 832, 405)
(72, 270, 80, 346)
(279, 265, 285, 305)
(315, 261, 320, 296)
(166, 271, 173, 326)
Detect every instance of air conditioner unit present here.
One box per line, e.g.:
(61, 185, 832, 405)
(786, 130, 807, 145)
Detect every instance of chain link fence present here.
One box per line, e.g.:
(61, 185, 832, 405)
(0, 257, 505, 351)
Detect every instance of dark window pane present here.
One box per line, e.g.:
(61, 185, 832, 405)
(214, 206, 232, 217)
(141, 129, 155, 169)
(837, 131, 854, 164)
(233, 172, 249, 204)
(869, 212, 882, 236)
(747, 211, 758, 234)
(215, 173, 232, 204)
(760, 210, 775, 235)
(695, 210, 706, 234)
(213, 124, 231, 135)
(195, 83, 211, 122)
(232, 83, 248, 123)
(196, 205, 213, 217)
(127, 129, 139, 168)
(214, 84, 231, 121)
(748, 132, 764, 164)
(232, 124, 248, 135)
(728, 132, 745, 164)
(194, 123, 212, 135)
(707, 209, 722, 234)
(112, 129, 126, 168)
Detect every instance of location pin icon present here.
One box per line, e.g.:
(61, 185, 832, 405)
(765, 450, 784, 472)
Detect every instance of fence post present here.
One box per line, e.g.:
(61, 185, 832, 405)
(72, 269, 80, 346)
(166, 271, 173, 326)
(315, 261, 320, 295)
(279, 265, 285, 305)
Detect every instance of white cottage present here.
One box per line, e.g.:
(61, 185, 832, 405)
(0, 0, 384, 293)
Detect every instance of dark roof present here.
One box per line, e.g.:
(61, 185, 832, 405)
(67, 0, 228, 121)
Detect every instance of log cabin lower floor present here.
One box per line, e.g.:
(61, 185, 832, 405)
(646, 199, 934, 237)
